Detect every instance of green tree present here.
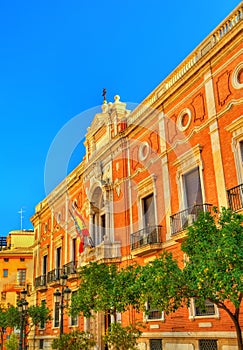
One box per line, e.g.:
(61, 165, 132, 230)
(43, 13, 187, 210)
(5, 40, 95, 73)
(136, 251, 185, 315)
(51, 330, 96, 350)
(28, 302, 52, 330)
(70, 262, 141, 320)
(0, 305, 20, 349)
(5, 333, 18, 350)
(103, 323, 142, 350)
(0, 303, 51, 349)
(182, 208, 243, 350)
(136, 208, 243, 349)
(0, 306, 8, 348)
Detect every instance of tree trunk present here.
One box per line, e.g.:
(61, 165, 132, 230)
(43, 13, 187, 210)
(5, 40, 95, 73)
(232, 316, 243, 350)
(225, 310, 243, 350)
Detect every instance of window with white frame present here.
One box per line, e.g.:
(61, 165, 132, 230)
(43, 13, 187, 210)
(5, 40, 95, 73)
(183, 167, 203, 209)
(189, 299, 219, 319)
(171, 145, 206, 235)
(225, 116, 243, 184)
(142, 193, 155, 228)
(174, 144, 204, 210)
(90, 187, 106, 246)
(17, 269, 26, 285)
(145, 300, 164, 321)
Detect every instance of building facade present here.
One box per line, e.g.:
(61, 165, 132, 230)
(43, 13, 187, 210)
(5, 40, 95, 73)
(0, 230, 34, 350)
(30, 3, 243, 350)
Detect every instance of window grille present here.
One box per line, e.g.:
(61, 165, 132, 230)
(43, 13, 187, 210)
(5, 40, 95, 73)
(195, 299, 215, 316)
(148, 309, 163, 320)
(149, 339, 162, 350)
(199, 339, 218, 350)
(146, 300, 163, 320)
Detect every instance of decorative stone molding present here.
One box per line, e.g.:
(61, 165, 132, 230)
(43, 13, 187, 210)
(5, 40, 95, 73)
(232, 63, 243, 89)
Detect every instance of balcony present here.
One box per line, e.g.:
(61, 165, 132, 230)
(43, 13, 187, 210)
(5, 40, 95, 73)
(227, 184, 243, 211)
(63, 261, 78, 280)
(34, 275, 47, 290)
(3, 283, 26, 292)
(131, 226, 163, 256)
(170, 203, 212, 235)
(79, 237, 121, 265)
(47, 268, 62, 285)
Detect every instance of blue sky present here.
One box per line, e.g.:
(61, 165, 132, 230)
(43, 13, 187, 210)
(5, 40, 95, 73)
(0, 0, 240, 235)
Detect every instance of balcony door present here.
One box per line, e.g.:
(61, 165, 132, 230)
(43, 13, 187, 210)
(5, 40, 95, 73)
(184, 167, 203, 209)
(142, 193, 155, 228)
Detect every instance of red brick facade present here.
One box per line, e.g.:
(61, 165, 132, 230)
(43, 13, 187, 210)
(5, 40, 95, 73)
(30, 3, 243, 350)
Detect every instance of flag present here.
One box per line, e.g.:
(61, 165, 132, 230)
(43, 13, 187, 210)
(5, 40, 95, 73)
(69, 204, 94, 253)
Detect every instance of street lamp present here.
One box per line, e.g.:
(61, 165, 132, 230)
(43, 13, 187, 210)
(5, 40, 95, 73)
(18, 289, 29, 350)
(53, 274, 71, 335)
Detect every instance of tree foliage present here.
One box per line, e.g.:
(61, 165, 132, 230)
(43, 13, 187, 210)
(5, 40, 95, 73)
(136, 251, 185, 314)
(70, 208, 243, 349)
(51, 330, 96, 350)
(5, 333, 18, 350)
(70, 262, 140, 319)
(181, 207, 243, 349)
(103, 323, 142, 350)
(28, 302, 52, 329)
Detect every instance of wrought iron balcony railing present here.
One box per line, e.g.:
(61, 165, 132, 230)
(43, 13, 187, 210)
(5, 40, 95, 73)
(47, 268, 62, 283)
(131, 225, 162, 250)
(34, 275, 47, 288)
(170, 203, 212, 235)
(227, 183, 243, 211)
(63, 261, 77, 275)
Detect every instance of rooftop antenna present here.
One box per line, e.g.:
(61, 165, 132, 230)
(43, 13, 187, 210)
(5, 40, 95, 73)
(18, 208, 25, 231)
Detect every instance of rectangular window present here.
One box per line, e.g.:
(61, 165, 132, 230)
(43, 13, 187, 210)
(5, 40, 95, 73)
(54, 302, 60, 327)
(17, 269, 26, 285)
(56, 247, 61, 269)
(56, 247, 61, 280)
(3, 269, 8, 277)
(149, 339, 162, 350)
(101, 214, 106, 240)
(240, 141, 243, 163)
(195, 299, 216, 317)
(199, 339, 217, 350)
(43, 255, 48, 276)
(142, 193, 155, 227)
(184, 167, 203, 208)
(189, 299, 218, 319)
(20, 258, 25, 262)
(146, 300, 164, 321)
(4, 258, 9, 262)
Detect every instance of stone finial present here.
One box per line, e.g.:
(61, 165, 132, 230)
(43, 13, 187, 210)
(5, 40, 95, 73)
(114, 95, 120, 102)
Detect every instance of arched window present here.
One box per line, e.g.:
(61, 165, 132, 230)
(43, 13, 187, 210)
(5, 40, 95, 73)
(90, 187, 106, 246)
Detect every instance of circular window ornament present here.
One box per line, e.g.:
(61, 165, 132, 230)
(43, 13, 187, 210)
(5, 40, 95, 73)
(232, 63, 243, 89)
(139, 142, 150, 161)
(56, 212, 62, 224)
(177, 108, 192, 131)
